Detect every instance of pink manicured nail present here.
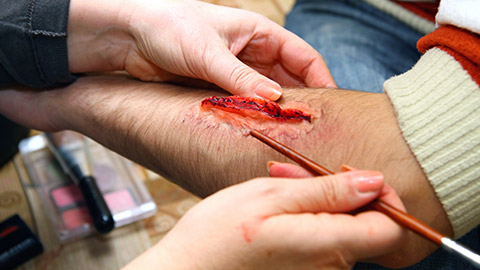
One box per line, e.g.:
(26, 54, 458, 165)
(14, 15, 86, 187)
(267, 161, 277, 169)
(326, 83, 337, 88)
(267, 161, 281, 172)
(353, 171, 384, 193)
(255, 82, 282, 101)
(341, 164, 355, 172)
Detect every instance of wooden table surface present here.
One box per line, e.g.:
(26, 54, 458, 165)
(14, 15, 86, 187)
(0, 1, 294, 269)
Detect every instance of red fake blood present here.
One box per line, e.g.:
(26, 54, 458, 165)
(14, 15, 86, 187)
(194, 95, 317, 139)
(201, 96, 312, 123)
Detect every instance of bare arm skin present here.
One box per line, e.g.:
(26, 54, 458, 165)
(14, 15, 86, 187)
(0, 75, 450, 267)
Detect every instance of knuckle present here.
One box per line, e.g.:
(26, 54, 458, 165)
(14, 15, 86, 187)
(313, 178, 341, 209)
(229, 65, 256, 92)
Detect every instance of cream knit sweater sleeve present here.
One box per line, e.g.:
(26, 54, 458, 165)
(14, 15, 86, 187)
(383, 0, 480, 238)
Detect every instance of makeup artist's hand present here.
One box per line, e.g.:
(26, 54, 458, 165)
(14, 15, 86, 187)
(268, 162, 412, 267)
(67, 0, 335, 101)
(123, 170, 406, 270)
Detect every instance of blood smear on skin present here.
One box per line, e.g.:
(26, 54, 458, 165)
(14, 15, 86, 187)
(196, 96, 317, 139)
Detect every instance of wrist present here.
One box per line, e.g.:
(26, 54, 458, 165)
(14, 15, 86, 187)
(67, 0, 135, 73)
(122, 240, 179, 270)
(338, 91, 448, 267)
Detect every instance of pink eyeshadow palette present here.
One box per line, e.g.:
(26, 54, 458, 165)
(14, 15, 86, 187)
(104, 189, 136, 213)
(62, 207, 92, 230)
(51, 184, 83, 208)
(18, 134, 157, 243)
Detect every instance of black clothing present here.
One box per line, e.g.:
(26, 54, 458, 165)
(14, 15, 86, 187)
(0, 0, 76, 166)
(0, 115, 29, 168)
(0, 0, 75, 88)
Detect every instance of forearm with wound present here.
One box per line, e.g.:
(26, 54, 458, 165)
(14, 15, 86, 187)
(55, 75, 256, 195)
(52, 75, 449, 267)
(124, 87, 372, 197)
(57, 77, 396, 198)
(57, 77, 322, 196)
(60, 76, 428, 205)
(67, 0, 134, 73)
(154, 88, 361, 196)
(145, 98, 279, 196)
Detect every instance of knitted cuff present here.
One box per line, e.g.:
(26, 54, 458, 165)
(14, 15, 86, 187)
(384, 48, 480, 238)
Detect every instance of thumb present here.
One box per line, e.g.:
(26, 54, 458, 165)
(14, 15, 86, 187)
(207, 50, 283, 101)
(257, 170, 406, 263)
(270, 170, 386, 214)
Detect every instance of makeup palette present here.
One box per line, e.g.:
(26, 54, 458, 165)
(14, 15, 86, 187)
(18, 134, 156, 243)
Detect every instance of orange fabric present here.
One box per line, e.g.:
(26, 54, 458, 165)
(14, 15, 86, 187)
(394, 1, 439, 22)
(418, 26, 480, 86)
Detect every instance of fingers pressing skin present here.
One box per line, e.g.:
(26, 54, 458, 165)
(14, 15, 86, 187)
(115, 0, 335, 100)
(206, 46, 284, 101)
(67, 0, 335, 101)
(267, 24, 337, 88)
(219, 20, 337, 98)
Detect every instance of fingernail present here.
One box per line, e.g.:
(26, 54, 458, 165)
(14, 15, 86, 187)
(353, 171, 384, 193)
(326, 83, 337, 88)
(255, 82, 282, 101)
(341, 164, 356, 172)
(267, 161, 280, 172)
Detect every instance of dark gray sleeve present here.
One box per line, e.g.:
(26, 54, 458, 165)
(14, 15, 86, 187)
(0, 0, 76, 88)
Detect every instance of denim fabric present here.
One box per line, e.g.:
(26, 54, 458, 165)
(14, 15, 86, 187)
(0, 0, 75, 87)
(285, 0, 422, 92)
(285, 0, 480, 269)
